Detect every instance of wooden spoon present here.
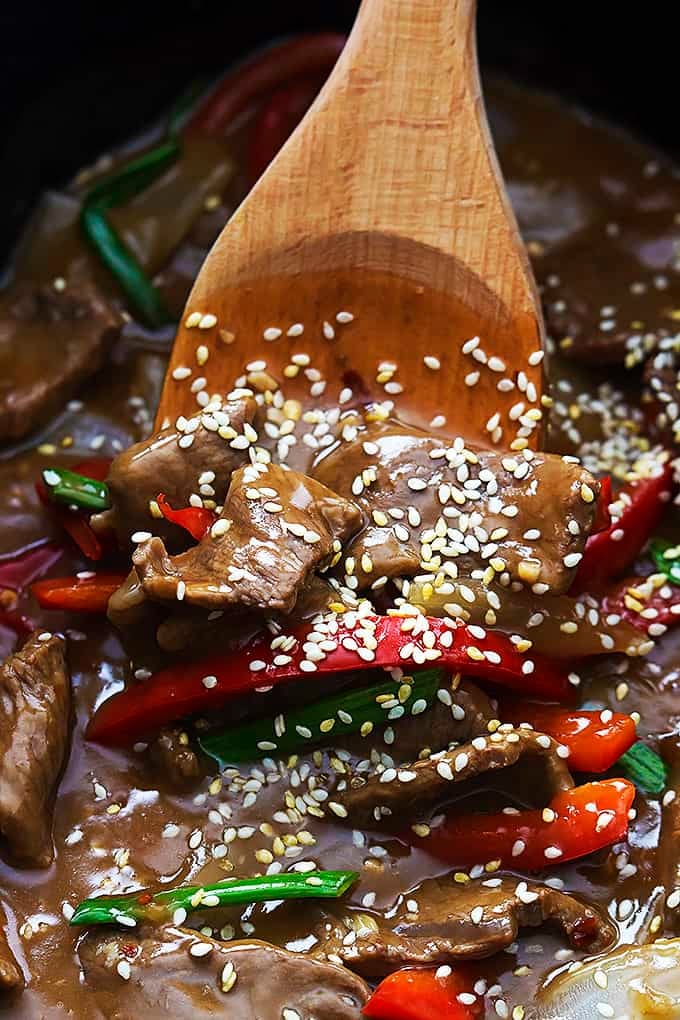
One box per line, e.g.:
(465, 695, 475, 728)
(156, 0, 545, 449)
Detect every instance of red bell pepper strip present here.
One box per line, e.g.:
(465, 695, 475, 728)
(248, 74, 327, 182)
(591, 474, 612, 534)
(186, 34, 346, 136)
(0, 608, 35, 636)
(0, 541, 62, 591)
(87, 614, 570, 746)
(409, 778, 635, 872)
(31, 573, 127, 614)
(497, 700, 636, 772)
(156, 494, 217, 542)
(602, 575, 680, 633)
(571, 462, 673, 593)
(363, 966, 482, 1020)
(72, 457, 112, 482)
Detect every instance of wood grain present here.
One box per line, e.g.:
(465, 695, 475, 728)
(157, 0, 545, 448)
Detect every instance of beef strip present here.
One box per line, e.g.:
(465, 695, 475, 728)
(0, 910, 22, 993)
(78, 927, 370, 1020)
(313, 420, 600, 595)
(94, 393, 259, 549)
(0, 632, 71, 868)
(335, 726, 574, 827)
(133, 462, 362, 613)
(0, 281, 119, 441)
(380, 679, 494, 762)
(313, 876, 614, 976)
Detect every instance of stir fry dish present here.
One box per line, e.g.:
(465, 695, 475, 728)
(2, 31, 680, 1020)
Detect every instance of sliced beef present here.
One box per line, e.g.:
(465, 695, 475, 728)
(0, 281, 119, 441)
(383, 679, 494, 761)
(0, 632, 71, 867)
(133, 462, 361, 614)
(313, 876, 614, 976)
(335, 726, 573, 827)
(313, 420, 600, 596)
(78, 926, 369, 1020)
(0, 911, 22, 993)
(95, 393, 259, 549)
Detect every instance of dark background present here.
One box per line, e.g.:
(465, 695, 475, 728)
(0, 1, 675, 252)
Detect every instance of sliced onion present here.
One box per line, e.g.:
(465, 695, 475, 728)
(533, 938, 680, 1018)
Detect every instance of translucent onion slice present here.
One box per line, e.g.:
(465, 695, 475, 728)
(533, 939, 680, 1018)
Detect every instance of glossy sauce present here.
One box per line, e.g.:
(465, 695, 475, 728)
(0, 77, 679, 1017)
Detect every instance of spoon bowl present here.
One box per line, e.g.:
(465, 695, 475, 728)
(157, 0, 545, 447)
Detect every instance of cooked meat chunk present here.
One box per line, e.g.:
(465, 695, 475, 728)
(149, 728, 203, 788)
(313, 420, 601, 595)
(133, 462, 361, 613)
(0, 632, 71, 867)
(382, 679, 494, 761)
(0, 911, 22, 992)
(335, 727, 573, 827)
(313, 876, 614, 976)
(0, 281, 119, 440)
(78, 927, 370, 1019)
(95, 393, 258, 549)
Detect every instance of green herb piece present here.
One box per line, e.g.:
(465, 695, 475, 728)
(618, 741, 667, 795)
(81, 139, 178, 327)
(649, 538, 680, 586)
(70, 870, 357, 927)
(42, 467, 110, 512)
(199, 668, 445, 766)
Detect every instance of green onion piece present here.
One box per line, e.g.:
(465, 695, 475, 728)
(81, 139, 179, 327)
(70, 869, 357, 927)
(42, 467, 110, 512)
(199, 668, 445, 766)
(618, 741, 667, 795)
(649, 538, 680, 586)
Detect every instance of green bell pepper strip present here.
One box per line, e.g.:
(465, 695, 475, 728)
(87, 615, 570, 747)
(618, 741, 667, 795)
(81, 141, 178, 327)
(650, 538, 680, 586)
(41, 467, 110, 513)
(199, 668, 444, 765)
(70, 870, 357, 927)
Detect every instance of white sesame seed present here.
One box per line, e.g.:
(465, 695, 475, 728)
(190, 941, 213, 958)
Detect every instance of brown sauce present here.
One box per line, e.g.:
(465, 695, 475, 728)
(0, 70, 679, 1017)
